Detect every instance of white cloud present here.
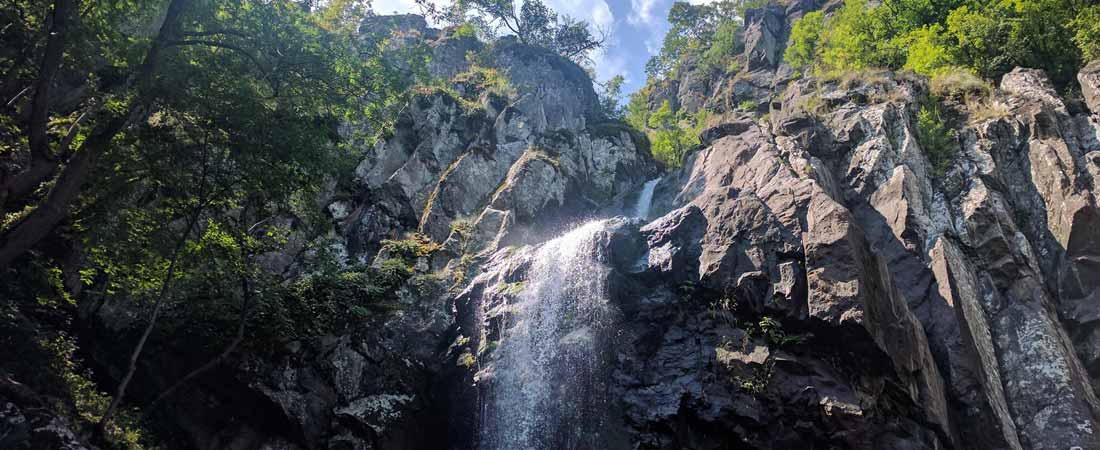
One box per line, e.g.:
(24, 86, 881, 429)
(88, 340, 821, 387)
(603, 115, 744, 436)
(627, 0, 660, 25)
(594, 51, 629, 83)
(544, 0, 615, 31)
(369, 0, 421, 15)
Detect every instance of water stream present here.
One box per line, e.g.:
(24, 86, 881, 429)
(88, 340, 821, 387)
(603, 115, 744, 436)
(480, 180, 659, 450)
(632, 178, 660, 220)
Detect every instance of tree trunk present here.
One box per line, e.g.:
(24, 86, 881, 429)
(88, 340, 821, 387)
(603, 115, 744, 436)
(0, 0, 191, 270)
(1, 0, 73, 209)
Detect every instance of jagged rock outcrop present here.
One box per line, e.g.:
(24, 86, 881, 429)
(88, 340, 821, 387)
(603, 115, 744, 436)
(454, 61, 1100, 449)
(346, 35, 656, 262)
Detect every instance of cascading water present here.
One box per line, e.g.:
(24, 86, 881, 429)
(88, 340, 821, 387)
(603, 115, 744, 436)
(632, 179, 660, 220)
(480, 182, 658, 449)
(480, 220, 619, 450)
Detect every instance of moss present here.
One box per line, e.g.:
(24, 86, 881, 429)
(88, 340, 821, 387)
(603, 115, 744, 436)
(380, 233, 442, 261)
(477, 340, 498, 358)
(413, 85, 485, 115)
(539, 128, 576, 147)
(454, 65, 514, 98)
(457, 351, 477, 368)
(965, 97, 1010, 124)
(799, 93, 829, 118)
(499, 281, 526, 295)
(419, 151, 470, 232)
(819, 68, 893, 91)
(529, 148, 561, 169)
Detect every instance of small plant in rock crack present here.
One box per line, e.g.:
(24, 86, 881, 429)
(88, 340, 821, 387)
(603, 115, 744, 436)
(758, 316, 806, 347)
(916, 100, 957, 178)
(735, 359, 775, 396)
(706, 296, 739, 326)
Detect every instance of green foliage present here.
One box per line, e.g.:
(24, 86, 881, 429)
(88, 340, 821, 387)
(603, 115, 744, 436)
(916, 101, 957, 178)
(738, 99, 760, 112)
(443, 0, 602, 63)
(1071, 6, 1100, 61)
(451, 22, 479, 39)
(252, 260, 416, 346)
(734, 359, 775, 396)
(625, 85, 654, 131)
(647, 100, 676, 130)
(0, 272, 156, 449)
(785, 11, 825, 72)
(902, 24, 955, 76)
(646, 1, 765, 78)
(650, 128, 696, 167)
(380, 234, 443, 260)
(454, 64, 513, 97)
(0, 0, 426, 437)
(645, 100, 702, 167)
(757, 316, 804, 347)
(787, 0, 1091, 87)
(598, 75, 627, 119)
(701, 20, 743, 72)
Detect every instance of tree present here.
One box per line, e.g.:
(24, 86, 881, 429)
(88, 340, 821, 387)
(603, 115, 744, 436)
(781, 0, 1089, 87)
(646, 100, 699, 167)
(0, 0, 414, 440)
(784, 11, 825, 72)
(645, 0, 765, 78)
(597, 75, 626, 119)
(440, 0, 604, 63)
(1071, 5, 1100, 61)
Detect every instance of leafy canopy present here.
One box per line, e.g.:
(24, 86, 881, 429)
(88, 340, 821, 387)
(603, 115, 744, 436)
(419, 0, 604, 64)
(783, 0, 1097, 87)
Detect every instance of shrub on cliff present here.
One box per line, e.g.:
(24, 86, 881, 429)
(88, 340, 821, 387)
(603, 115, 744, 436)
(645, 101, 703, 167)
(785, 0, 1095, 87)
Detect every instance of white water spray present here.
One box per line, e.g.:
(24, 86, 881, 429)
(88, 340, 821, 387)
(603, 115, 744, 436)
(632, 179, 660, 220)
(481, 220, 619, 450)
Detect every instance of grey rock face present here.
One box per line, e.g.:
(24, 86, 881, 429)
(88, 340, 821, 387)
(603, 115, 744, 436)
(1077, 60, 1100, 114)
(742, 5, 786, 70)
(0, 378, 96, 450)
(454, 63, 1100, 450)
(346, 37, 656, 261)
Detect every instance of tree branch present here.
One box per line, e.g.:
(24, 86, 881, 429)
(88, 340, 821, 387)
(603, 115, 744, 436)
(0, 0, 191, 270)
(1, 0, 73, 211)
(167, 39, 269, 77)
(28, 0, 72, 161)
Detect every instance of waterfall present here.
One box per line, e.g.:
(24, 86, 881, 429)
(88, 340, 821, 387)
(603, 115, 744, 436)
(632, 179, 660, 220)
(481, 220, 620, 450)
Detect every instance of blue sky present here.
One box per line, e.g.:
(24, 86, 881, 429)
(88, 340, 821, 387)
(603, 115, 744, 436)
(371, 0, 719, 95)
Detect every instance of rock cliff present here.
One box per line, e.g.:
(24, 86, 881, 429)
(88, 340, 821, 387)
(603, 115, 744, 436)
(451, 4, 1100, 449)
(9, 7, 1100, 450)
